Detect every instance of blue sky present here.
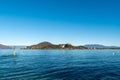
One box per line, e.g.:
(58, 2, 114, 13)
(0, 0, 120, 46)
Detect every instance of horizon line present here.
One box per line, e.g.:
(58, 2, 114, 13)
(1, 41, 120, 47)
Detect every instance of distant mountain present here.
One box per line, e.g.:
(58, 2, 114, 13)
(27, 42, 58, 49)
(10, 46, 26, 49)
(84, 44, 120, 49)
(1, 43, 119, 50)
(84, 44, 106, 48)
(0, 44, 12, 49)
(26, 41, 87, 49)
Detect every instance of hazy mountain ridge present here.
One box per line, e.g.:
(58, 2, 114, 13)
(10, 46, 26, 49)
(0, 44, 12, 49)
(0, 44, 26, 49)
(84, 44, 120, 49)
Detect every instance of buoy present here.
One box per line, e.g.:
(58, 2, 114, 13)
(113, 52, 115, 55)
(13, 48, 16, 56)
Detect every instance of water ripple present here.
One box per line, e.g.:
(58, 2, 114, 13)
(0, 50, 120, 80)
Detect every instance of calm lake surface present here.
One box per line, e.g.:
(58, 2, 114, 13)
(0, 50, 120, 80)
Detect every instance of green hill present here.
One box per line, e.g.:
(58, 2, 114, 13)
(26, 41, 87, 49)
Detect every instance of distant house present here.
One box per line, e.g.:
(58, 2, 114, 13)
(59, 44, 65, 49)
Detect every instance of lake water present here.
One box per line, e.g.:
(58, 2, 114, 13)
(0, 50, 120, 80)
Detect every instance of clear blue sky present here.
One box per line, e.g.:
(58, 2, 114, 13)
(0, 0, 120, 46)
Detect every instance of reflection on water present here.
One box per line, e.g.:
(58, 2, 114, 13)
(0, 50, 120, 80)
